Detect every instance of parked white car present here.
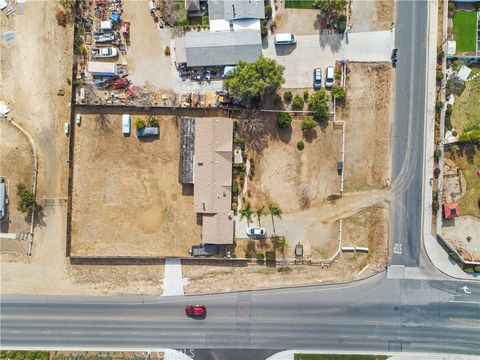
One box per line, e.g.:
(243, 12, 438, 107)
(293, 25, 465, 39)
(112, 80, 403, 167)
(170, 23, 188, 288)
(325, 66, 335, 88)
(76, 114, 82, 126)
(64, 122, 69, 135)
(247, 227, 266, 238)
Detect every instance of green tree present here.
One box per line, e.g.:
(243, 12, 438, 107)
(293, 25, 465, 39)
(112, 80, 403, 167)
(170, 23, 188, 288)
(292, 95, 304, 109)
(16, 184, 37, 214)
(240, 202, 253, 225)
(308, 89, 330, 121)
(276, 236, 286, 254)
(268, 203, 283, 235)
(277, 112, 292, 128)
(255, 206, 265, 226)
(459, 124, 480, 144)
(223, 56, 285, 104)
(451, 144, 460, 153)
(149, 117, 159, 127)
(135, 118, 146, 129)
(331, 85, 346, 100)
(314, 0, 348, 20)
(302, 116, 317, 131)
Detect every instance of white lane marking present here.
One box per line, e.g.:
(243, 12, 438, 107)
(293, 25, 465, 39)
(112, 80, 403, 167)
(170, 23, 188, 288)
(449, 300, 480, 305)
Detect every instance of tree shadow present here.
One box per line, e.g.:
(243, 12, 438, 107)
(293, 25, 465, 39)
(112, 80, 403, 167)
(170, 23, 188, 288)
(33, 207, 47, 228)
(464, 143, 477, 164)
(318, 32, 343, 53)
(303, 129, 318, 143)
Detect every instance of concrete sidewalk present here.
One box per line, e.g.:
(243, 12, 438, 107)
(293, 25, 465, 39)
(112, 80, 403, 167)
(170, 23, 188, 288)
(346, 30, 396, 62)
(162, 258, 185, 296)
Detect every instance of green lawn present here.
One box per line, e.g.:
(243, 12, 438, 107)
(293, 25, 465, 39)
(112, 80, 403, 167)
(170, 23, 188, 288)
(0, 351, 49, 360)
(285, 0, 315, 9)
(452, 10, 477, 53)
(294, 355, 388, 360)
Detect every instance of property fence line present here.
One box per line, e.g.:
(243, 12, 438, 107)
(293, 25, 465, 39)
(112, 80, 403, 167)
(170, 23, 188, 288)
(436, 234, 480, 269)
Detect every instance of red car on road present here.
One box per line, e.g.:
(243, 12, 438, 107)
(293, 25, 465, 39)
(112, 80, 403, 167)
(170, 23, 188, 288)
(185, 304, 206, 318)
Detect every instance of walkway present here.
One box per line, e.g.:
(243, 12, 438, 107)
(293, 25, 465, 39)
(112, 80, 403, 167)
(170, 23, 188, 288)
(162, 258, 184, 296)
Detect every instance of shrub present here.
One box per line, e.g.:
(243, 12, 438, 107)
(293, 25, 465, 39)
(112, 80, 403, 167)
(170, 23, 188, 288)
(433, 167, 441, 178)
(474, 265, 480, 273)
(233, 163, 247, 171)
(451, 59, 462, 72)
(337, 14, 347, 32)
(256, 252, 265, 260)
(245, 250, 253, 259)
(232, 181, 239, 195)
(445, 113, 453, 130)
(432, 200, 439, 211)
(448, 1, 456, 17)
(135, 118, 146, 129)
(331, 85, 346, 100)
(149, 117, 159, 127)
(232, 202, 238, 211)
(16, 184, 37, 214)
(292, 95, 304, 109)
(436, 69, 444, 81)
(302, 116, 317, 130)
(297, 140, 305, 150)
(234, 136, 245, 145)
(233, 120, 239, 132)
(66, 78, 72, 86)
(283, 91, 293, 102)
(308, 89, 330, 121)
(335, 69, 342, 80)
(437, 50, 444, 63)
(434, 149, 441, 158)
(260, 19, 268, 37)
(277, 112, 292, 128)
(164, 46, 170, 56)
(451, 144, 460, 152)
(435, 101, 444, 110)
(56, 9, 69, 26)
(446, 103, 453, 116)
(452, 130, 457, 137)
(201, 15, 209, 26)
(303, 90, 309, 102)
(265, 5, 272, 19)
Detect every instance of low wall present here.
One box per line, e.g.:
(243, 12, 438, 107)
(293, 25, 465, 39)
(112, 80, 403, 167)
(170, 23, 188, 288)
(437, 234, 480, 272)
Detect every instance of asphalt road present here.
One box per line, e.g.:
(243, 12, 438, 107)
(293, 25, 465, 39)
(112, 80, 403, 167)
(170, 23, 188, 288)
(390, 0, 429, 267)
(1, 274, 479, 356)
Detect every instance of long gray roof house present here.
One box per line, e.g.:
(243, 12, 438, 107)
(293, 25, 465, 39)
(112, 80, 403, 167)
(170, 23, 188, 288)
(208, 0, 265, 21)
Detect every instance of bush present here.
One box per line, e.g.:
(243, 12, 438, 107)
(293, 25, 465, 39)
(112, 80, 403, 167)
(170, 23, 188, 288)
(445, 113, 452, 131)
(135, 118, 146, 129)
(265, 4, 272, 19)
(201, 15, 209, 26)
(234, 136, 245, 145)
(335, 69, 342, 80)
(16, 184, 37, 214)
(256, 252, 265, 260)
(233, 163, 247, 171)
(451, 59, 462, 72)
(164, 46, 170, 56)
(433, 167, 441, 178)
(292, 95, 304, 109)
(277, 112, 292, 128)
(283, 91, 293, 102)
(260, 19, 268, 37)
(232, 181, 239, 195)
(297, 140, 305, 150)
(302, 116, 317, 130)
(446, 104, 453, 116)
(436, 69, 444, 81)
(337, 14, 347, 32)
(232, 202, 238, 211)
(432, 200, 439, 211)
(435, 101, 444, 110)
(434, 149, 441, 158)
(245, 250, 253, 259)
(331, 85, 346, 100)
(56, 9, 70, 26)
(233, 120, 239, 132)
(437, 50, 444, 63)
(303, 90, 309, 102)
(149, 117, 159, 127)
(308, 89, 330, 121)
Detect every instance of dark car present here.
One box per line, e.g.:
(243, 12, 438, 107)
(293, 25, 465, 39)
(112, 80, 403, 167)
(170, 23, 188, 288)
(313, 68, 322, 89)
(185, 305, 206, 318)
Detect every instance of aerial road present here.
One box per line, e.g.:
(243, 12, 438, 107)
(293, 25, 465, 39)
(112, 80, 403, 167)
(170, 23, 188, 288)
(1, 273, 479, 355)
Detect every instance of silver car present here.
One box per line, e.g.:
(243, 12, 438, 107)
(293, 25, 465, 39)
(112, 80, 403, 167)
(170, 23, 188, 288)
(313, 68, 322, 89)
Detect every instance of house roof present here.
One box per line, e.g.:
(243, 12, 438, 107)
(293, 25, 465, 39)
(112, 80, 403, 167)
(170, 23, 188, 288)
(179, 118, 196, 184)
(201, 212, 234, 244)
(193, 117, 233, 214)
(444, 203, 460, 219)
(209, 0, 265, 21)
(185, 30, 261, 67)
(457, 65, 472, 82)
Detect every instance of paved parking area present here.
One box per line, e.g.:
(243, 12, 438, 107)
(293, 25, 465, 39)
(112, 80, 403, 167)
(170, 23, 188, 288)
(263, 30, 395, 88)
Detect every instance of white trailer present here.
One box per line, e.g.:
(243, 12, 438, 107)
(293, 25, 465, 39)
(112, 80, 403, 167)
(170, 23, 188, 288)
(87, 61, 119, 77)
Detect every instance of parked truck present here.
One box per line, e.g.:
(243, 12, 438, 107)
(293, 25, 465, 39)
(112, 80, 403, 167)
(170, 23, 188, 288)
(189, 244, 220, 257)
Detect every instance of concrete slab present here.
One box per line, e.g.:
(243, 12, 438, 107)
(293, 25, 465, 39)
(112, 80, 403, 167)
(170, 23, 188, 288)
(346, 30, 396, 62)
(162, 258, 185, 296)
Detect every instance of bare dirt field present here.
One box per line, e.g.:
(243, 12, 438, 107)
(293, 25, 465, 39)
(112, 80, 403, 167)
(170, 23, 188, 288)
(340, 63, 393, 192)
(71, 115, 201, 256)
(244, 115, 342, 213)
(274, 8, 320, 36)
(350, 0, 395, 33)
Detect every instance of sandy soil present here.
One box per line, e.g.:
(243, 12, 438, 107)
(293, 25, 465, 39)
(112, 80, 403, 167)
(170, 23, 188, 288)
(0, 121, 33, 234)
(443, 215, 480, 262)
(350, 0, 395, 33)
(274, 8, 321, 36)
(71, 115, 201, 256)
(340, 63, 393, 192)
(245, 115, 342, 213)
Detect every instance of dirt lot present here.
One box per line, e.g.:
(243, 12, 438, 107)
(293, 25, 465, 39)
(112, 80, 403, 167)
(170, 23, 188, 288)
(350, 0, 395, 32)
(274, 7, 321, 36)
(71, 115, 201, 256)
(340, 63, 393, 192)
(244, 115, 341, 213)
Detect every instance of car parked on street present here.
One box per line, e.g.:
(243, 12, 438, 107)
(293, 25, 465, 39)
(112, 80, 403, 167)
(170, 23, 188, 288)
(247, 227, 266, 238)
(185, 305, 206, 318)
(313, 68, 322, 89)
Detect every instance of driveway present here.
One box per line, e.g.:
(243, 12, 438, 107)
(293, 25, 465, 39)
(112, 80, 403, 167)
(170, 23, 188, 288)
(263, 30, 395, 88)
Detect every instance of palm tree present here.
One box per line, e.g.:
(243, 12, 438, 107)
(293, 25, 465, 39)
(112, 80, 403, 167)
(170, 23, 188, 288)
(268, 203, 283, 235)
(239, 202, 253, 225)
(255, 206, 265, 226)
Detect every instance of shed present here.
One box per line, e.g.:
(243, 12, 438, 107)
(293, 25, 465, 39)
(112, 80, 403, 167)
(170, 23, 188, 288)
(444, 203, 460, 219)
(447, 40, 456, 56)
(456, 65, 472, 82)
(0, 180, 5, 219)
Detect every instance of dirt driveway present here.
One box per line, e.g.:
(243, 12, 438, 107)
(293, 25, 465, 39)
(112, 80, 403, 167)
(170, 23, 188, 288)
(71, 115, 201, 256)
(350, 0, 395, 33)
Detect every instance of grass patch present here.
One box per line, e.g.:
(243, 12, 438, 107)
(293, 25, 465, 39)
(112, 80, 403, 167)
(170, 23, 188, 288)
(452, 146, 480, 218)
(0, 351, 50, 360)
(294, 355, 388, 360)
(285, 0, 315, 9)
(451, 66, 480, 133)
(452, 10, 477, 53)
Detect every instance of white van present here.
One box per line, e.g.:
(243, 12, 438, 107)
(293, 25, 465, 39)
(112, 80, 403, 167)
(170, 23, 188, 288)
(274, 33, 297, 45)
(122, 114, 131, 135)
(325, 66, 335, 88)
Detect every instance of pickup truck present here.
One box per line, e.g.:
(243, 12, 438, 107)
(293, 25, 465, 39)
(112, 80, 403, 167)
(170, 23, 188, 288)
(189, 244, 219, 257)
